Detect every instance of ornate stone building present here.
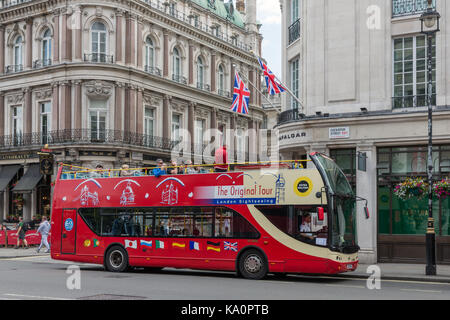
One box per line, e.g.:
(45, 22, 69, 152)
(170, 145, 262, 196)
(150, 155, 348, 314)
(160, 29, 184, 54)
(0, 0, 265, 221)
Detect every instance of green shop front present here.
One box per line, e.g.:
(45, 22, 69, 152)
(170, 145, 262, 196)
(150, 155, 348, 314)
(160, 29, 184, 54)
(377, 145, 450, 264)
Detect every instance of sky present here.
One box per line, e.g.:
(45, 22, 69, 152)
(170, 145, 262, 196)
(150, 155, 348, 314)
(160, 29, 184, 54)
(256, 0, 282, 77)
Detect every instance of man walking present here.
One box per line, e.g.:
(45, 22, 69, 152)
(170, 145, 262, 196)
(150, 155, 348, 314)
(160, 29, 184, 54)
(15, 217, 29, 249)
(36, 216, 51, 253)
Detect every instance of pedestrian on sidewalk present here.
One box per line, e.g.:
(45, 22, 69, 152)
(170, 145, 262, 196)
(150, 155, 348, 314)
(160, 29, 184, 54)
(36, 216, 51, 253)
(15, 217, 29, 249)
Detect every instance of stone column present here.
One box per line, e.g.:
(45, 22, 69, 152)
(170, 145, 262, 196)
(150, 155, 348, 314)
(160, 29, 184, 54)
(61, 13, 67, 61)
(356, 142, 377, 264)
(230, 60, 235, 92)
(0, 91, 4, 137)
(25, 18, 33, 69)
(230, 115, 236, 162)
(188, 102, 195, 157)
(31, 189, 37, 221)
(3, 191, 9, 221)
(136, 18, 143, 68)
(188, 41, 194, 85)
(124, 87, 130, 132)
(136, 87, 144, 134)
(115, 82, 124, 131)
(74, 6, 82, 61)
(52, 82, 59, 131)
(210, 52, 216, 93)
(163, 29, 169, 78)
(163, 95, 171, 140)
(125, 13, 136, 66)
(59, 82, 71, 130)
(128, 86, 137, 133)
(249, 69, 255, 105)
(115, 10, 124, 63)
(0, 26, 5, 73)
(52, 10, 60, 63)
(73, 81, 82, 130)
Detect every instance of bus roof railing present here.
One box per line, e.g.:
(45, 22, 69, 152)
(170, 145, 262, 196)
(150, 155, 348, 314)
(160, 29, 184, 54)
(59, 160, 311, 180)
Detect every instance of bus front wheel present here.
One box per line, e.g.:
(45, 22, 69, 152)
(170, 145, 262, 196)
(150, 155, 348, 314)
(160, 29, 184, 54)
(105, 245, 129, 272)
(238, 249, 267, 280)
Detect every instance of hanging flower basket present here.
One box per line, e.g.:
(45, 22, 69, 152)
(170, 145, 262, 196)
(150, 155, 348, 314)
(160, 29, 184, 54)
(433, 179, 450, 200)
(394, 178, 428, 201)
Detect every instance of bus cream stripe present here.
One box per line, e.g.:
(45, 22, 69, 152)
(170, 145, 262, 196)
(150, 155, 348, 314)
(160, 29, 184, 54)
(248, 205, 358, 263)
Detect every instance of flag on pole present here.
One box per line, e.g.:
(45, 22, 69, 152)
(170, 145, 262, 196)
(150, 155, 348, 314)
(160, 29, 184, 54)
(257, 56, 286, 95)
(231, 71, 250, 115)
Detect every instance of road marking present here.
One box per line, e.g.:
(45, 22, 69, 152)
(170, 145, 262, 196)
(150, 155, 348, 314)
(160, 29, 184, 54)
(0, 256, 49, 261)
(325, 284, 366, 289)
(3, 293, 71, 300)
(314, 275, 450, 286)
(400, 289, 443, 294)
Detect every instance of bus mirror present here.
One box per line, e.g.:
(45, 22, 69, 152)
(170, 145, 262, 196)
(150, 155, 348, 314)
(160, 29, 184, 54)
(364, 206, 370, 219)
(317, 207, 325, 221)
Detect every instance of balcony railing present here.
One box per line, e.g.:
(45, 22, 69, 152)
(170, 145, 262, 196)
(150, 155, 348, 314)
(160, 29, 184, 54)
(218, 89, 231, 98)
(144, 65, 162, 76)
(0, 0, 33, 9)
(84, 53, 114, 64)
(5, 64, 23, 74)
(278, 109, 303, 125)
(0, 129, 178, 151)
(392, 94, 436, 109)
(288, 19, 301, 45)
(196, 82, 210, 91)
(33, 59, 52, 69)
(392, 0, 436, 17)
(172, 74, 188, 85)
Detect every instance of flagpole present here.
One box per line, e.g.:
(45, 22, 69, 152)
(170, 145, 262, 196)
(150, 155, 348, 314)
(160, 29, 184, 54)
(233, 67, 281, 113)
(250, 51, 304, 113)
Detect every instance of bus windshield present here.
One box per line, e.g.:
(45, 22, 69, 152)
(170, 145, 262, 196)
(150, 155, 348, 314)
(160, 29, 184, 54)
(310, 153, 358, 253)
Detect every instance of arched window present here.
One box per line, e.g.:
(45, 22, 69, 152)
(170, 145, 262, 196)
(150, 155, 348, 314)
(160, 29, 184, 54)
(42, 28, 52, 66)
(173, 47, 181, 80)
(145, 37, 155, 70)
(13, 36, 23, 71)
(197, 57, 204, 88)
(218, 64, 225, 94)
(91, 22, 107, 62)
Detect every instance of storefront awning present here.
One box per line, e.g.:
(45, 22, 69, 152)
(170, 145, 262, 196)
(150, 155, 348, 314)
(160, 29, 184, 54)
(0, 165, 21, 192)
(12, 164, 43, 193)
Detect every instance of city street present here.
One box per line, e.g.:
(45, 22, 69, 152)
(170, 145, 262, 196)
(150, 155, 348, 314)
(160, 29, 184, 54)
(0, 255, 449, 301)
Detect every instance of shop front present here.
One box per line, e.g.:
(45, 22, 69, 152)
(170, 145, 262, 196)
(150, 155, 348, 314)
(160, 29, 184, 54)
(377, 145, 450, 264)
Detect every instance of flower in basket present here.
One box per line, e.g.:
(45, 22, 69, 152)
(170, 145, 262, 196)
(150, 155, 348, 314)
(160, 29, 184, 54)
(433, 179, 450, 200)
(394, 177, 429, 201)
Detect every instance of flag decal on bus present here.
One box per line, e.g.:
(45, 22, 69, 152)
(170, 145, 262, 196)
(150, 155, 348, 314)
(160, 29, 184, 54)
(189, 241, 200, 251)
(224, 241, 238, 252)
(172, 242, 186, 249)
(207, 241, 221, 252)
(155, 240, 165, 249)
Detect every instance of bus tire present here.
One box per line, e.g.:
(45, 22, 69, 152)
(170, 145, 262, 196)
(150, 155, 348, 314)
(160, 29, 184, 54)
(105, 245, 129, 272)
(238, 249, 268, 280)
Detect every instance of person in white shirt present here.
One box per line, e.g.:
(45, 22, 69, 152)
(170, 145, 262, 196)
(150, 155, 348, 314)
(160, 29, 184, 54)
(299, 213, 316, 241)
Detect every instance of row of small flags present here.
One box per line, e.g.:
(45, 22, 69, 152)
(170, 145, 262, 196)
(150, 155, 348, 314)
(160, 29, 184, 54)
(124, 239, 238, 252)
(231, 55, 285, 115)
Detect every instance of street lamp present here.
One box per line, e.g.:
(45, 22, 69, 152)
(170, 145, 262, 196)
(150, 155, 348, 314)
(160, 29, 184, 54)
(419, 0, 440, 276)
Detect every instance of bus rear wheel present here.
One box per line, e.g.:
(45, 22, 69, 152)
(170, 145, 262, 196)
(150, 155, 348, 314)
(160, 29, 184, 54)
(105, 246, 129, 272)
(239, 249, 267, 280)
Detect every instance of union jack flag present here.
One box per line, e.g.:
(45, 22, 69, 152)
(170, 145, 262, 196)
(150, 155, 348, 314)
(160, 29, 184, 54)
(231, 72, 250, 115)
(257, 56, 286, 95)
(224, 241, 238, 252)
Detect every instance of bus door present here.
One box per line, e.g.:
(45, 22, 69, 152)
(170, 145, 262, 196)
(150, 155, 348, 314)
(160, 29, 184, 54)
(61, 209, 77, 254)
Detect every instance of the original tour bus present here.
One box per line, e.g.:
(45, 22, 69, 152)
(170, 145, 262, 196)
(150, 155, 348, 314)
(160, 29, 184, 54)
(50, 153, 368, 279)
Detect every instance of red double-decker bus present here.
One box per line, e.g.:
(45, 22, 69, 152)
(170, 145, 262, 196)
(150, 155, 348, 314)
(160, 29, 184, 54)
(50, 153, 365, 279)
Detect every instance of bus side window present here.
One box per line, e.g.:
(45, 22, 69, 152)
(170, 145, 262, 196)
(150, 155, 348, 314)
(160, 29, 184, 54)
(215, 207, 259, 239)
(154, 209, 170, 237)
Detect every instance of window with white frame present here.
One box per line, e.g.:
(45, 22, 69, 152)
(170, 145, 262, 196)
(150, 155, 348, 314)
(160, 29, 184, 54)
(41, 29, 52, 66)
(40, 102, 51, 144)
(145, 37, 155, 70)
(89, 100, 107, 141)
(218, 64, 225, 94)
(13, 35, 23, 71)
(291, 0, 299, 23)
(173, 47, 181, 80)
(197, 57, 204, 88)
(236, 127, 245, 160)
(172, 113, 181, 141)
(144, 107, 154, 137)
(91, 22, 107, 62)
(290, 58, 300, 109)
(393, 35, 436, 109)
(195, 118, 205, 146)
(11, 105, 23, 143)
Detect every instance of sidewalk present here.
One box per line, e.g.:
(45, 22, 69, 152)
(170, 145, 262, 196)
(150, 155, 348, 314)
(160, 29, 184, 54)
(0, 247, 50, 259)
(334, 263, 450, 284)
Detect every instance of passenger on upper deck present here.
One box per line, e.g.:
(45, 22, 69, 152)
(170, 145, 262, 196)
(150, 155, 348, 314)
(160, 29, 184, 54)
(120, 164, 134, 177)
(168, 159, 182, 175)
(152, 159, 167, 177)
(183, 159, 197, 174)
(214, 145, 228, 172)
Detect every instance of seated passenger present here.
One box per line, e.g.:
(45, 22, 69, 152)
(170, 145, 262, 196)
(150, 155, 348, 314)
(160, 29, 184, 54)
(183, 159, 196, 174)
(152, 159, 167, 177)
(120, 164, 133, 177)
(167, 159, 181, 175)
